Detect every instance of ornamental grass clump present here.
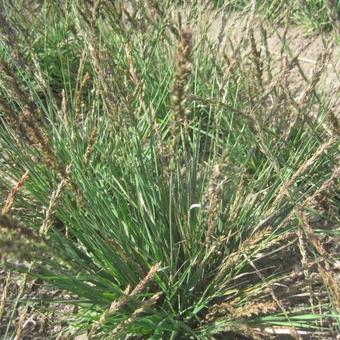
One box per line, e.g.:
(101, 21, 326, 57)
(0, 1, 339, 338)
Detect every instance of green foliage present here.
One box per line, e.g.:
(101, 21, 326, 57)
(0, 0, 339, 338)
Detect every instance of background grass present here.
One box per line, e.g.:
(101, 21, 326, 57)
(212, 0, 340, 33)
(0, 0, 339, 338)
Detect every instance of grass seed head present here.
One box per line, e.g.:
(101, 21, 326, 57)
(83, 128, 98, 166)
(272, 137, 336, 209)
(2, 170, 29, 215)
(89, 263, 161, 337)
(299, 42, 334, 109)
(249, 29, 263, 88)
(40, 165, 71, 235)
(110, 292, 162, 338)
(14, 306, 29, 340)
(326, 0, 340, 34)
(0, 272, 11, 322)
(217, 227, 272, 279)
(169, 29, 193, 168)
(327, 110, 340, 136)
(205, 150, 229, 242)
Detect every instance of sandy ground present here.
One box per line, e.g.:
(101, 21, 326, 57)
(179, 6, 339, 109)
